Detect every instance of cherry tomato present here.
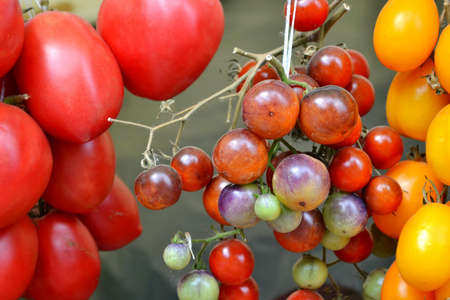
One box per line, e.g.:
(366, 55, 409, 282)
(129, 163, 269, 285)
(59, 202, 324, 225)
(0, 102, 53, 229)
(334, 227, 374, 264)
(209, 239, 255, 285)
(347, 49, 370, 79)
(288, 73, 320, 101)
(283, 0, 329, 32)
(26, 210, 101, 300)
(78, 175, 142, 251)
(361, 126, 403, 170)
(363, 175, 402, 215)
(396, 203, 450, 291)
(43, 130, 116, 214)
(426, 104, 450, 185)
(372, 160, 443, 239)
(13, 11, 123, 143)
(266, 150, 294, 191)
(373, 0, 439, 72)
(292, 255, 328, 290)
(345, 74, 375, 117)
(97, 0, 224, 100)
(327, 115, 362, 149)
(386, 58, 450, 142)
(0, 216, 38, 300)
(236, 60, 280, 93)
(0, 0, 23, 78)
(435, 25, 450, 93)
(177, 269, 220, 300)
(219, 277, 259, 300)
(202, 175, 231, 226)
(286, 289, 325, 300)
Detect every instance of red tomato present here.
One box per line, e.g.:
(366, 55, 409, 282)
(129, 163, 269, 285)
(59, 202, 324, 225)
(43, 130, 116, 214)
(219, 277, 259, 300)
(347, 49, 370, 79)
(362, 126, 403, 170)
(334, 227, 374, 263)
(0, 216, 38, 300)
(78, 175, 142, 251)
(13, 11, 123, 143)
(26, 210, 101, 300)
(202, 175, 231, 226)
(286, 289, 325, 300)
(209, 239, 255, 285)
(97, 0, 224, 100)
(0, 0, 23, 78)
(0, 102, 53, 228)
(284, 0, 329, 32)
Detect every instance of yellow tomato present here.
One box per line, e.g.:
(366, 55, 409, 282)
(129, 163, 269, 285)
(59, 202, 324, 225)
(426, 104, 450, 185)
(435, 278, 450, 299)
(435, 25, 450, 93)
(386, 58, 450, 141)
(396, 203, 450, 291)
(373, 0, 439, 72)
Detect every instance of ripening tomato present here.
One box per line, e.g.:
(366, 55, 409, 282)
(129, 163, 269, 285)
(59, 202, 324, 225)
(0, 216, 38, 300)
(13, 11, 124, 143)
(0, 0, 23, 78)
(372, 160, 443, 239)
(396, 203, 450, 291)
(426, 104, 450, 185)
(386, 58, 450, 142)
(373, 0, 439, 72)
(26, 210, 101, 300)
(97, 0, 224, 100)
(435, 25, 450, 93)
(0, 102, 53, 229)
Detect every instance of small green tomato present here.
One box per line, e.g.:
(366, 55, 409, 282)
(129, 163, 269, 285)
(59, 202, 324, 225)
(292, 255, 328, 290)
(254, 193, 282, 221)
(163, 243, 191, 270)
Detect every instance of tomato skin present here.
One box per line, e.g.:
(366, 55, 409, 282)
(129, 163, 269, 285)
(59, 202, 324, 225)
(286, 289, 324, 300)
(43, 130, 116, 214)
(333, 227, 373, 264)
(373, 0, 439, 72)
(435, 25, 450, 93)
(0, 0, 23, 78)
(97, 0, 224, 101)
(396, 203, 450, 291)
(202, 175, 231, 226)
(26, 210, 101, 300)
(435, 278, 450, 299)
(426, 104, 450, 185)
(387, 58, 450, 142)
(219, 277, 259, 300)
(13, 11, 123, 143)
(0, 102, 53, 229)
(284, 0, 329, 32)
(361, 126, 403, 170)
(0, 216, 38, 300)
(372, 160, 443, 239)
(78, 175, 142, 251)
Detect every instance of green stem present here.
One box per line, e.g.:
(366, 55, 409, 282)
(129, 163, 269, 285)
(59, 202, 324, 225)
(328, 272, 344, 300)
(353, 263, 368, 280)
(279, 137, 298, 154)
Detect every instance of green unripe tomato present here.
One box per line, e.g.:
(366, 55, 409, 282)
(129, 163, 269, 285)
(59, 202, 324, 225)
(254, 193, 282, 221)
(292, 255, 328, 290)
(321, 228, 351, 250)
(267, 203, 302, 233)
(362, 268, 387, 300)
(163, 243, 191, 270)
(177, 269, 220, 300)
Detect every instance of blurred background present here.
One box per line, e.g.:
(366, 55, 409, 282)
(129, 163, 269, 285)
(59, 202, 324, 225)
(24, 0, 423, 299)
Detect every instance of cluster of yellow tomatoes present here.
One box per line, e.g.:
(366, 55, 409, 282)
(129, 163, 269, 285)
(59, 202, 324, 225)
(373, 0, 450, 298)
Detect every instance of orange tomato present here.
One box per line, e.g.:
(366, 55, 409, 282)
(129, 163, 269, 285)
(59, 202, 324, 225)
(386, 58, 450, 141)
(372, 160, 443, 239)
(373, 0, 439, 72)
(435, 278, 450, 299)
(396, 203, 450, 291)
(435, 25, 450, 93)
(381, 261, 435, 300)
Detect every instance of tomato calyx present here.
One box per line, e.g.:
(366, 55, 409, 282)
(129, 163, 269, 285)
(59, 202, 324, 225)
(423, 68, 447, 95)
(27, 198, 52, 219)
(406, 146, 426, 162)
(1, 94, 29, 110)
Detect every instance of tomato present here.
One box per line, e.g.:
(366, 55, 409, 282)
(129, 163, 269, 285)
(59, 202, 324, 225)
(78, 175, 142, 251)
(0, 0, 23, 78)
(327, 115, 362, 149)
(26, 210, 101, 300)
(286, 289, 324, 300)
(0, 102, 53, 229)
(97, 0, 224, 101)
(426, 104, 450, 185)
(43, 130, 116, 214)
(209, 239, 254, 285)
(334, 227, 373, 264)
(396, 203, 450, 291)
(284, 0, 329, 32)
(361, 126, 403, 170)
(386, 58, 450, 142)
(381, 261, 435, 300)
(345, 74, 375, 117)
(373, 0, 439, 72)
(372, 160, 443, 239)
(202, 175, 231, 226)
(13, 11, 123, 143)
(435, 278, 450, 299)
(435, 25, 450, 93)
(347, 49, 370, 79)
(0, 216, 38, 300)
(219, 277, 259, 300)
(362, 175, 402, 215)
(236, 60, 280, 93)
(288, 73, 319, 101)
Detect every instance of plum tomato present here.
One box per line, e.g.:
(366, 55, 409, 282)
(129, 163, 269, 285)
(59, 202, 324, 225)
(209, 239, 255, 285)
(306, 45, 354, 88)
(362, 175, 402, 215)
(373, 0, 439, 72)
(0, 102, 53, 229)
(134, 165, 183, 210)
(334, 227, 374, 263)
(243, 80, 299, 139)
(327, 146, 372, 192)
(299, 85, 358, 145)
(292, 255, 328, 290)
(177, 270, 220, 300)
(361, 126, 403, 170)
(386, 58, 450, 142)
(272, 153, 330, 212)
(435, 25, 450, 93)
(26, 211, 101, 300)
(212, 128, 268, 185)
(0, 0, 23, 78)
(13, 11, 124, 143)
(170, 146, 214, 192)
(345, 74, 375, 117)
(219, 277, 259, 300)
(97, 0, 224, 100)
(347, 49, 370, 79)
(284, 0, 329, 32)
(273, 208, 325, 252)
(202, 175, 231, 226)
(286, 289, 325, 300)
(236, 60, 280, 93)
(0, 216, 38, 300)
(78, 175, 142, 251)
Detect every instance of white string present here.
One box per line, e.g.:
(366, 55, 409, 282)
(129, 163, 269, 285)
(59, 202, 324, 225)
(282, 0, 298, 75)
